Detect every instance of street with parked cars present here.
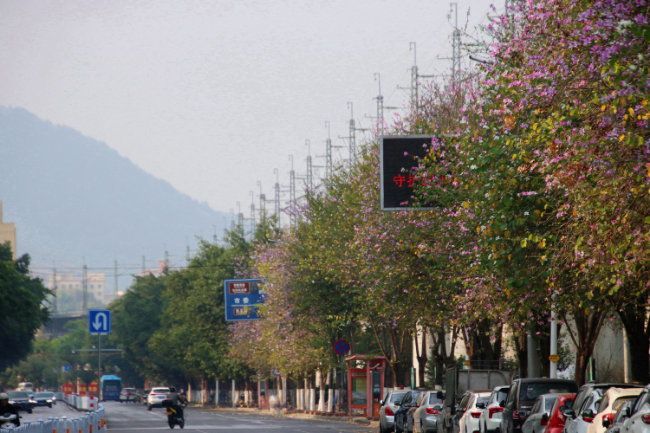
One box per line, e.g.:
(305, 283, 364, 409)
(379, 377, 650, 433)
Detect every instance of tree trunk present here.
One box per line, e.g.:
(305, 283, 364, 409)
(513, 329, 528, 379)
(560, 304, 606, 386)
(618, 294, 650, 384)
(429, 325, 459, 386)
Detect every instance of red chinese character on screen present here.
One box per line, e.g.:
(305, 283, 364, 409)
(393, 174, 406, 187)
(407, 174, 415, 187)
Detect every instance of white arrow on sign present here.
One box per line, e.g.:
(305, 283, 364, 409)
(93, 313, 107, 331)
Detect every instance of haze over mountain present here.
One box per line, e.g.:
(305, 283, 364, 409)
(0, 106, 231, 292)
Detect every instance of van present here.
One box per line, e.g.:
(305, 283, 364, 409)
(500, 379, 579, 433)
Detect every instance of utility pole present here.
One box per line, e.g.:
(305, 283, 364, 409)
(186, 237, 190, 262)
(250, 190, 256, 238)
(164, 249, 169, 270)
(347, 103, 356, 165)
(451, 3, 460, 83)
(325, 122, 332, 178)
(289, 156, 296, 228)
(237, 201, 244, 228)
(257, 181, 266, 215)
(274, 169, 281, 227)
(305, 140, 313, 191)
(114, 260, 118, 299)
(410, 42, 418, 111)
(213, 225, 218, 243)
(52, 266, 57, 315)
(374, 73, 384, 136)
(82, 263, 88, 316)
(141, 255, 145, 275)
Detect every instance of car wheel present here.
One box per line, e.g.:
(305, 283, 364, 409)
(49, 403, 52, 408)
(27, 408, 33, 414)
(148, 404, 152, 411)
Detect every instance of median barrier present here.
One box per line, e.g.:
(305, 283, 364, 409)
(0, 405, 105, 433)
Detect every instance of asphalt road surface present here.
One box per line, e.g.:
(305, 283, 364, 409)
(17, 400, 81, 424)
(104, 401, 376, 432)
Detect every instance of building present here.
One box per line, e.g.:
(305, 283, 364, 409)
(47, 272, 107, 310)
(0, 200, 17, 259)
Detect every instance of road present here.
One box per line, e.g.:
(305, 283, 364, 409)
(18, 400, 80, 424)
(103, 401, 375, 432)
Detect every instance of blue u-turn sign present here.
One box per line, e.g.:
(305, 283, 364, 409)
(89, 309, 111, 334)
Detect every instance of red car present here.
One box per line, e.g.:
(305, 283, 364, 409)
(544, 394, 576, 433)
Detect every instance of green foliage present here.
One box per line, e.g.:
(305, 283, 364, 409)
(0, 242, 51, 372)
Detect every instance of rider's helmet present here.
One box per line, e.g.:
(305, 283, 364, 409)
(169, 387, 176, 393)
(0, 393, 8, 401)
(180, 389, 184, 393)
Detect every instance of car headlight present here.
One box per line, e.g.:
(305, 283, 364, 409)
(30, 399, 37, 403)
(46, 399, 52, 403)
(9, 400, 15, 404)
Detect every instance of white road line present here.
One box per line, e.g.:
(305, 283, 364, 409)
(108, 424, 283, 430)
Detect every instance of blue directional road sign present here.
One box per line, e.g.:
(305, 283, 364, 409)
(89, 309, 111, 334)
(224, 279, 265, 321)
(64, 365, 71, 372)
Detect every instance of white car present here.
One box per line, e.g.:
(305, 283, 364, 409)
(120, 387, 139, 403)
(521, 394, 560, 433)
(480, 386, 510, 433)
(147, 387, 170, 410)
(588, 388, 642, 433)
(459, 392, 491, 433)
(621, 385, 650, 433)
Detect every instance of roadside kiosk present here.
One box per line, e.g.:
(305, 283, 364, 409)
(345, 355, 387, 420)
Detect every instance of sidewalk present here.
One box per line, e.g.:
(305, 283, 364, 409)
(194, 405, 378, 428)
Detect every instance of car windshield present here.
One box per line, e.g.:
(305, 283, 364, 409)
(152, 388, 169, 394)
(34, 393, 52, 398)
(519, 383, 578, 404)
(545, 397, 557, 411)
(614, 401, 633, 423)
(8, 392, 28, 398)
(430, 393, 445, 405)
(478, 396, 490, 406)
(391, 392, 407, 403)
(495, 389, 510, 405)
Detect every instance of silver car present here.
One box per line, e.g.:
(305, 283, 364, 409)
(522, 394, 560, 433)
(565, 389, 605, 433)
(414, 390, 446, 433)
(381, 391, 409, 433)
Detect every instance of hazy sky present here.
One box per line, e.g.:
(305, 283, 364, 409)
(0, 0, 499, 215)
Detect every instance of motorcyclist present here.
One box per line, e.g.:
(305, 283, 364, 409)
(0, 393, 20, 427)
(166, 387, 184, 420)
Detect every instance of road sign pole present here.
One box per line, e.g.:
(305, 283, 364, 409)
(98, 333, 102, 400)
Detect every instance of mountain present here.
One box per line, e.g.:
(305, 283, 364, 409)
(0, 106, 230, 291)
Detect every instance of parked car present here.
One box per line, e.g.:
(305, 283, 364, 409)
(405, 391, 435, 433)
(396, 390, 424, 433)
(603, 399, 634, 433)
(458, 391, 491, 433)
(501, 379, 579, 433)
(381, 390, 409, 433)
(7, 391, 33, 413)
(587, 388, 643, 433)
(120, 387, 139, 403)
(564, 384, 643, 433)
(521, 394, 560, 433)
(32, 392, 55, 408)
(414, 390, 446, 433)
(620, 384, 650, 433)
(479, 385, 511, 433)
(147, 387, 170, 410)
(546, 394, 576, 433)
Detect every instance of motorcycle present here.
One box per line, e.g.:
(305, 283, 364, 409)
(162, 399, 184, 429)
(0, 412, 19, 429)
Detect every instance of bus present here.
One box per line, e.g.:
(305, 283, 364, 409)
(100, 375, 122, 401)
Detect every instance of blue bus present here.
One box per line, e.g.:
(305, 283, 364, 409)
(100, 375, 122, 401)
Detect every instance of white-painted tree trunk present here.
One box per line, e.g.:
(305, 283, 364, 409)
(327, 369, 334, 413)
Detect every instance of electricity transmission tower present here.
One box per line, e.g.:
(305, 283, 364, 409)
(289, 155, 296, 228)
(374, 73, 384, 136)
(274, 168, 281, 227)
(305, 140, 313, 191)
(347, 102, 356, 165)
